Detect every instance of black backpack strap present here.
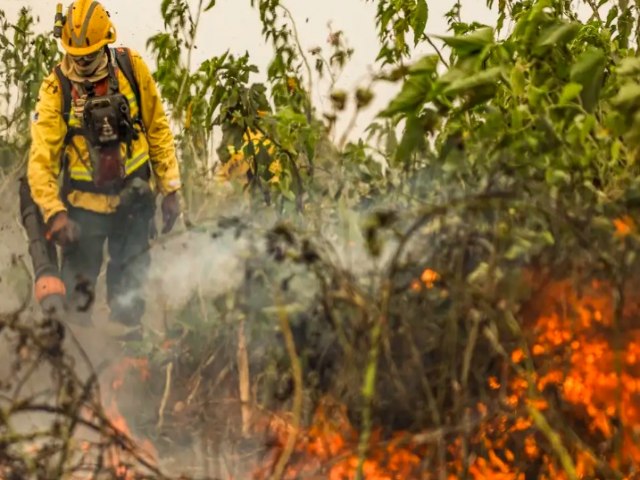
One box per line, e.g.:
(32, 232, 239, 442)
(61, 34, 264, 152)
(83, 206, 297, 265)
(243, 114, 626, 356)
(112, 47, 145, 130)
(54, 65, 72, 128)
(53, 65, 77, 202)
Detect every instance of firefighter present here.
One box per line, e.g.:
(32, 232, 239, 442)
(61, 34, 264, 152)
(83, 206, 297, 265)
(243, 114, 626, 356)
(27, 0, 182, 340)
(214, 83, 279, 188)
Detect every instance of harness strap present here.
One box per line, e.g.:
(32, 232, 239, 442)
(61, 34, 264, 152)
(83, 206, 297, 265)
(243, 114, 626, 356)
(55, 46, 144, 141)
(112, 47, 144, 132)
(53, 65, 84, 144)
(53, 47, 147, 195)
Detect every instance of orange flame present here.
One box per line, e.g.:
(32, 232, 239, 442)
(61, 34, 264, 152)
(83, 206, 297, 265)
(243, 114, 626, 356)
(420, 268, 440, 289)
(614, 216, 635, 237)
(252, 397, 425, 479)
(110, 357, 150, 391)
(250, 276, 640, 479)
(103, 357, 158, 479)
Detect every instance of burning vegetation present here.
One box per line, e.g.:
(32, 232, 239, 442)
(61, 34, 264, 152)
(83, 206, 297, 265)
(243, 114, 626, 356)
(3, 208, 640, 480)
(237, 274, 640, 480)
(5, 0, 640, 478)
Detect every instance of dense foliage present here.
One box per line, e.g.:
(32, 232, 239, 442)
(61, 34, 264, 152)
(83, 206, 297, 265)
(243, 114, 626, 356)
(3, 0, 640, 478)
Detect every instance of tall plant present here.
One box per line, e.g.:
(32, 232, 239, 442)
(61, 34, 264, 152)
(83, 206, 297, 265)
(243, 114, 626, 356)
(0, 8, 60, 170)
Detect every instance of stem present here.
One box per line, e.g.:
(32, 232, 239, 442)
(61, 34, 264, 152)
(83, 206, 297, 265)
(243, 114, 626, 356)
(355, 279, 390, 480)
(612, 279, 625, 469)
(584, 0, 603, 22)
(426, 35, 450, 68)
(527, 405, 578, 480)
(270, 297, 304, 480)
(280, 4, 314, 99)
(238, 318, 252, 436)
(338, 106, 361, 151)
(175, 0, 205, 115)
(156, 362, 173, 431)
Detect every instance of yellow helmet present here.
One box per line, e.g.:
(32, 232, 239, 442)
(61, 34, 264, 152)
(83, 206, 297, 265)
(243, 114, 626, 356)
(60, 0, 116, 56)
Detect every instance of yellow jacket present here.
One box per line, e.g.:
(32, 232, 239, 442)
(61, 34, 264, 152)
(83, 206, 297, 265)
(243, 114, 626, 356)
(27, 49, 181, 223)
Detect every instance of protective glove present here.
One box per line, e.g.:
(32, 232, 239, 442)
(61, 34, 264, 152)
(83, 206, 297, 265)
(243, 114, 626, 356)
(161, 192, 181, 234)
(47, 211, 80, 246)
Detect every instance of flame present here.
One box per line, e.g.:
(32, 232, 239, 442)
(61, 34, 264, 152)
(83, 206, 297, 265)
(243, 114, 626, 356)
(110, 357, 150, 391)
(614, 216, 635, 237)
(448, 277, 640, 478)
(250, 276, 640, 479)
(103, 357, 158, 479)
(252, 397, 424, 479)
(420, 268, 440, 289)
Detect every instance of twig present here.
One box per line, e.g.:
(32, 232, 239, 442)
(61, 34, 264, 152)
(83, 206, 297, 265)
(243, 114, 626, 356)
(280, 4, 314, 106)
(426, 35, 449, 68)
(337, 106, 361, 151)
(156, 361, 174, 431)
(174, 0, 205, 118)
(388, 191, 516, 280)
(584, 0, 603, 22)
(12, 403, 167, 477)
(237, 318, 252, 436)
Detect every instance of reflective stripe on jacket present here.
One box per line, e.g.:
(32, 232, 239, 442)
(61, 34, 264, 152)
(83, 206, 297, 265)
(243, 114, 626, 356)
(27, 49, 181, 223)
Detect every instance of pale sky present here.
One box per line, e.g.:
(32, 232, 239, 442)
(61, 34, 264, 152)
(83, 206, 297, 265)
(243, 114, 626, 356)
(3, 0, 593, 144)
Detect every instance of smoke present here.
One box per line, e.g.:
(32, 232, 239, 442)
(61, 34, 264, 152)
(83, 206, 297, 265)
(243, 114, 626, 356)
(145, 228, 249, 312)
(0, 161, 443, 478)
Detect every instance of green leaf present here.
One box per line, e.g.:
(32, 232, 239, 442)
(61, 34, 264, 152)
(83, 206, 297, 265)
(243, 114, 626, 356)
(443, 66, 503, 95)
(617, 56, 640, 76)
(408, 54, 439, 74)
(411, 0, 428, 46)
(545, 168, 571, 185)
(611, 83, 640, 109)
(467, 262, 490, 287)
(161, 0, 172, 18)
(380, 76, 431, 117)
(606, 6, 619, 28)
(394, 114, 426, 165)
(435, 27, 494, 57)
(380, 7, 394, 31)
(204, 0, 216, 11)
(570, 48, 606, 112)
(505, 237, 533, 261)
(558, 82, 583, 105)
(535, 22, 580, 50)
